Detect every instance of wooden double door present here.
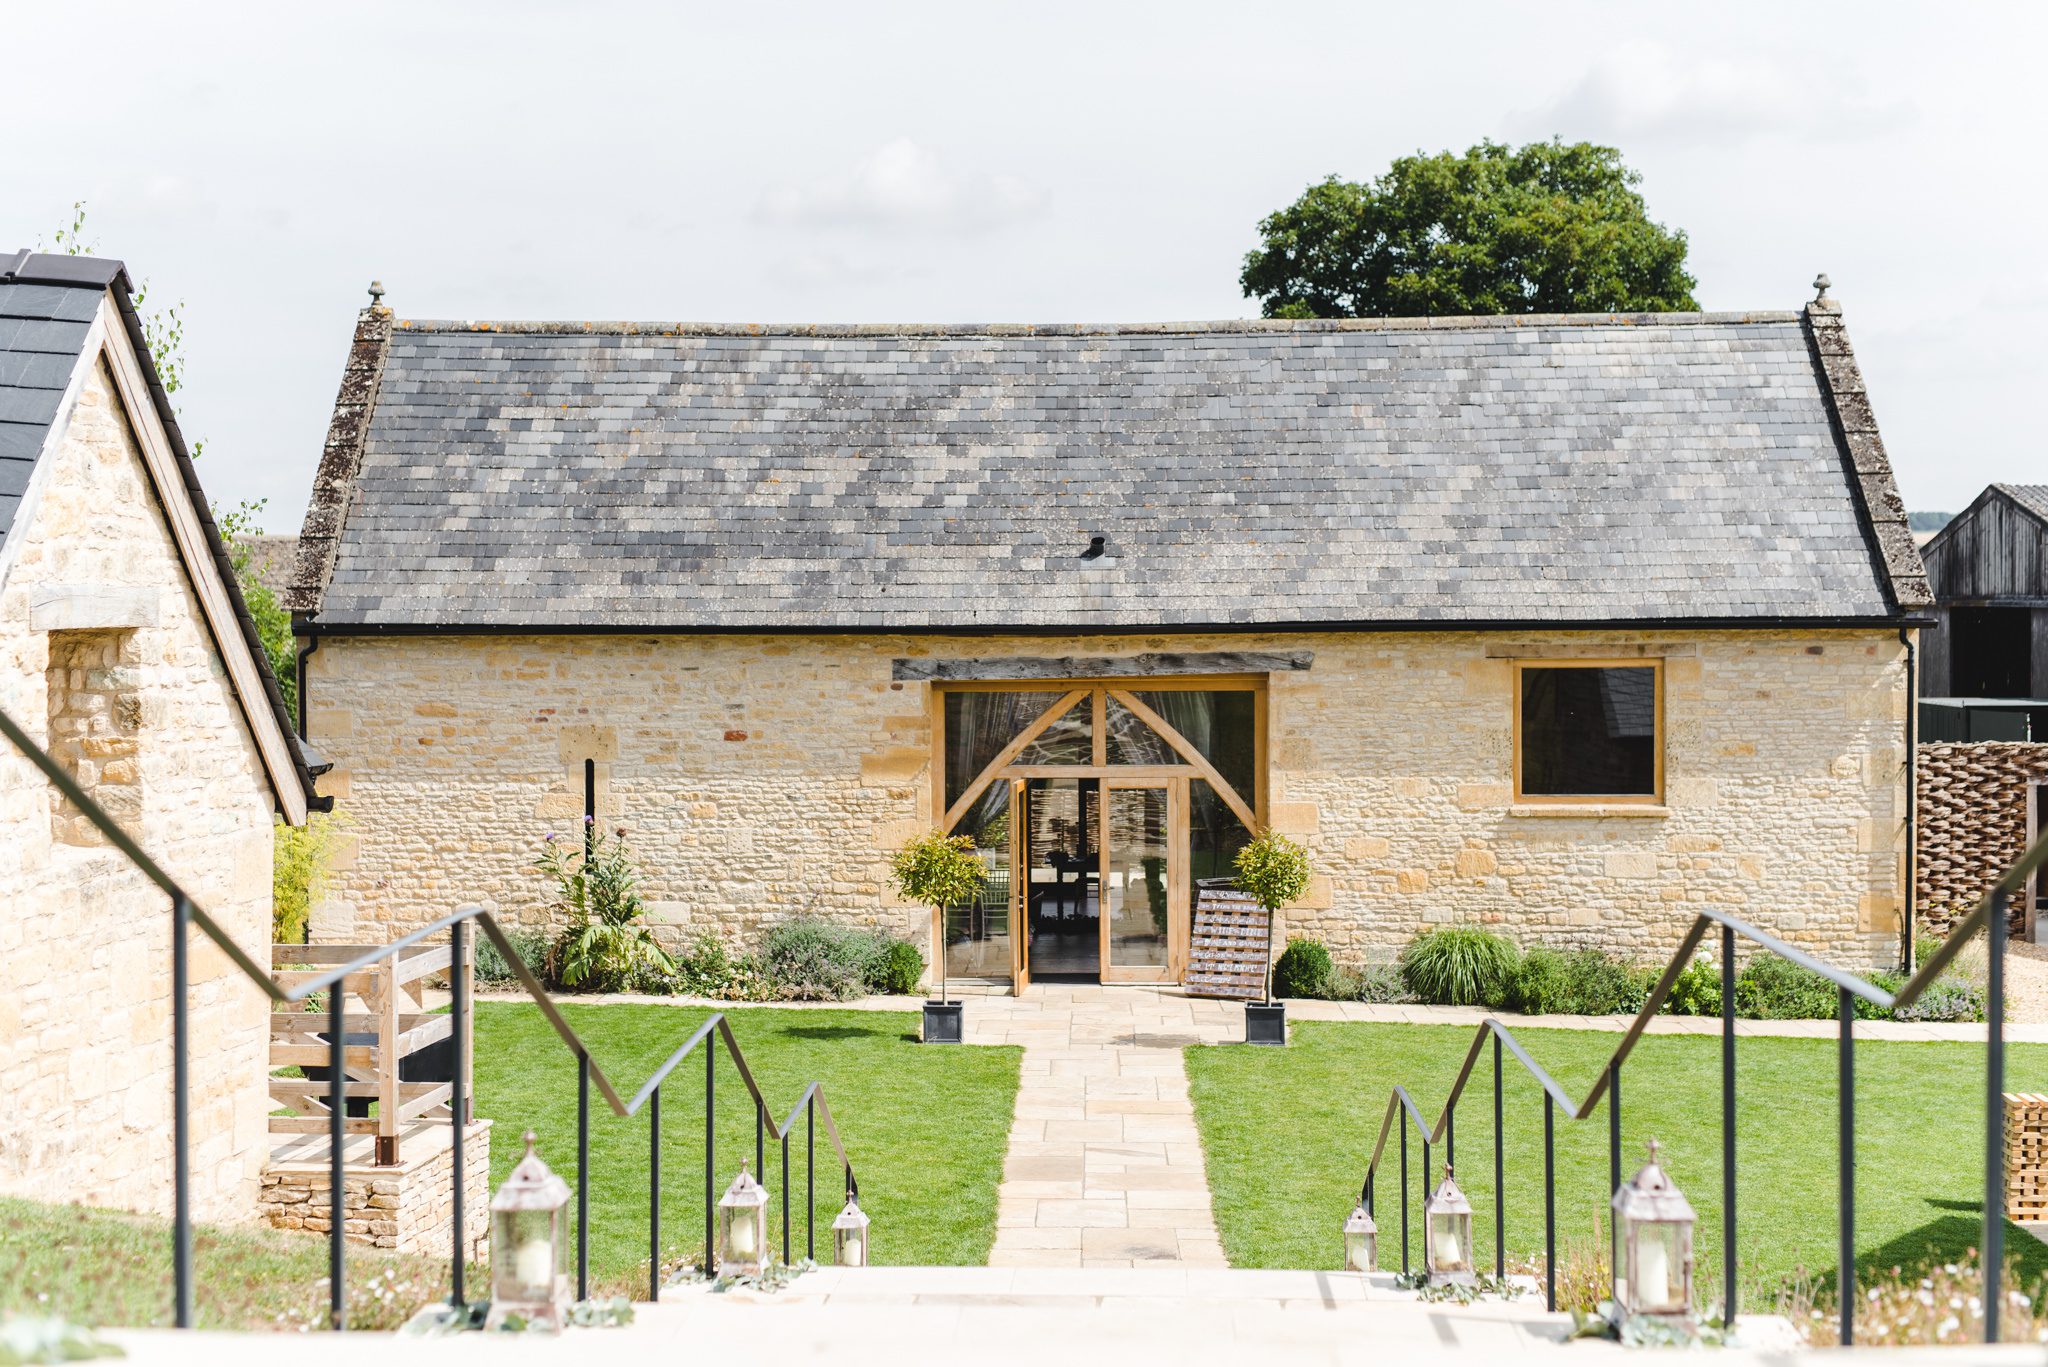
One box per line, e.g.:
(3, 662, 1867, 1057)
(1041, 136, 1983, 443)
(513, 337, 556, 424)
(1005, 774, 1188, 988)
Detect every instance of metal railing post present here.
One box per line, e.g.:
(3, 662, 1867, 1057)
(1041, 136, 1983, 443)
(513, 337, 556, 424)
(1543, 1092, 1556, 1313)
(649, 1085, 662, 1302)
(1608, 1060, 1621, 1284)
(1722, 923, 1737, 1331)
(1986, 888, 2008, 1344)
(1421, 1137, 1431, 1265)
(1838, 985, 1854, 1347)
(328, 978, 346, 1330)
(806, 1095, 816, 1262)
(578, 1052, 591, 1302)
(449, 920, 466, 1307)
(704, 1045, 716, 1275)
(1399, 1121, 1409, 1273)
(781, 1131, 792, 1266)
(1492, 1033, 1504, 1281)
(171, 895, 192, 1330)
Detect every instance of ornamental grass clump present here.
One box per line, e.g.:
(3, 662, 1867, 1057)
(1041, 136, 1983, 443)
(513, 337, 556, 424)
(1399, 926, 1521, 1007)
(536, 821, 673, 992)
(890, 830, 987, 1003)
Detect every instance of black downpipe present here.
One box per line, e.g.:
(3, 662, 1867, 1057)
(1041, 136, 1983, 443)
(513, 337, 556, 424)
(1901, 627, 1918, 971)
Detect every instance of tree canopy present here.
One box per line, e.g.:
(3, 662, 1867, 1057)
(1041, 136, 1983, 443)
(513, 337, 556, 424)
(1240, 139, 1698, 319)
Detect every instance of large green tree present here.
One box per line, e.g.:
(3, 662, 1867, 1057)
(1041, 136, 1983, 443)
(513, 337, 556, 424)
(1241, 139, 1698, 319)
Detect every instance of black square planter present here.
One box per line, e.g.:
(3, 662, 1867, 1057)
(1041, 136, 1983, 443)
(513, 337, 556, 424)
(1245, 1001, 1287, 1046)
(922, 1000, 964, 1044)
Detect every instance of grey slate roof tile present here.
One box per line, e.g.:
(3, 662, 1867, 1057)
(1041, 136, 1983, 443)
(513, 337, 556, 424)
(313, 314, 1906, 629)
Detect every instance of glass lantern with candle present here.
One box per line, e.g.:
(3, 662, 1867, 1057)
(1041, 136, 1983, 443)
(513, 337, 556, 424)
(831, 1194, 871, 1267)
(718, 1161, 771, 1276)
(1342, 1200, 1377, 1273)
(486, 1131, 572, 1332)
(1423, 1164, 1475, 1285)
(1612, 1139, 1696, 1320)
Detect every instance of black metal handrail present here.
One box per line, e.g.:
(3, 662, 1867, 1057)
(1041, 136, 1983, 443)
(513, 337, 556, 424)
(0, 707, 860, 1331)
(1359, 827, 2048, 1347)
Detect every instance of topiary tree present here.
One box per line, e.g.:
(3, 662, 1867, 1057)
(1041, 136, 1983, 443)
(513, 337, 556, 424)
(890, 830, 987, 1003)
(1234, 830, 1313, 1003)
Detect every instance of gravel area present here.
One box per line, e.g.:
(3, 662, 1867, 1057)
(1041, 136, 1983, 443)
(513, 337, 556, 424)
(2008, 941, 2048, 1024)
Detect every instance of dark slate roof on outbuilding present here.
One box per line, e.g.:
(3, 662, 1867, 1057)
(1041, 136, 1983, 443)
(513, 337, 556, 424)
(0, 251, 128, 551)
(293, 303, 1928, 631)
(0, 249, 322, 810)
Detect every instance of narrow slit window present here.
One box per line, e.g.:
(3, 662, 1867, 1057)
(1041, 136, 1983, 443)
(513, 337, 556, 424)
(1516, 662, 1661, 801)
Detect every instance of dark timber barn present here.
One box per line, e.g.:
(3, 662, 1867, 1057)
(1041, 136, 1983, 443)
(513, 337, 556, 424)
(1919, 484, 2048, 740)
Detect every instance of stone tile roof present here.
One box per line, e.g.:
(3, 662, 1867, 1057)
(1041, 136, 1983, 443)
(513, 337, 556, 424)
(297, 307, 1927, 631)
(1998, 484, 2048, 526)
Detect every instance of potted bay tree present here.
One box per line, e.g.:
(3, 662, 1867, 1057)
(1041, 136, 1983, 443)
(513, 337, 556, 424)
(1235, 829, 1312, 1045)
(891, 830, 987, 1044)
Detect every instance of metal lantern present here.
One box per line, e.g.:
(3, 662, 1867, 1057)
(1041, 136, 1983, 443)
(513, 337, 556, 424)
(1423, 1164, 1475, 1285)
(1612, 1139, 1696, 1319)
(1342, 1200, 1378, 1273)
(717, 1160, 771, 1276)
(486, 1131, 571, 1332)
(831, 1194, 872, 1267)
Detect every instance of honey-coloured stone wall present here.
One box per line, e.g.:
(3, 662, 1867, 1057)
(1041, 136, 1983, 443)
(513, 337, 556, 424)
(0, 359, 277, 1222)
(307, 627, 1910, 972)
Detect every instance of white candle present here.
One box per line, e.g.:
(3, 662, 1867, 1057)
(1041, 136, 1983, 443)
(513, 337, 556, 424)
(841, 1230, 865, 1266)
(1636, 1237, 1672, 1309)
(513, 1236, 552, 1291)
(1436, 1228, 1460, 1268)
(730, 1215, 757, 1259)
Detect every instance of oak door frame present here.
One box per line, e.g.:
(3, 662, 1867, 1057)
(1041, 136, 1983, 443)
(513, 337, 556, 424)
(1097, 777, 1180, 985)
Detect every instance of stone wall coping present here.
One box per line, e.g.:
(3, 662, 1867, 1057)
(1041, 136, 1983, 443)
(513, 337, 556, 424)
(1506, 804, 1673, 819)
(265, 1118, 492, 1179)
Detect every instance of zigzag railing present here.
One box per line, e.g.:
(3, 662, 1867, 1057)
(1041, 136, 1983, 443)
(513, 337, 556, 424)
(1361, 827, 2048, 1347)
(0, 706, 859, 1330)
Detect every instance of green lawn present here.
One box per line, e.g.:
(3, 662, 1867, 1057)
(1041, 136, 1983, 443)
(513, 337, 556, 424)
(1186, 1022, 2048, 1298)
(471, 1003, 1020, 1286)
(0, 1196, 452, 1331)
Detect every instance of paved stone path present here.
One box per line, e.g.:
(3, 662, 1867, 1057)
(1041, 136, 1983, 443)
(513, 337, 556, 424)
(963, 986, 1240, 1268)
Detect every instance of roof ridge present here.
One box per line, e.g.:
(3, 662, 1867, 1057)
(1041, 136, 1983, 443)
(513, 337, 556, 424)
(388, 310, 1802, 338)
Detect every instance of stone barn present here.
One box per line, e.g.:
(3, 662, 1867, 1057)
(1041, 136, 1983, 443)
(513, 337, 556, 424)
(290, 281, 1929, 987)
(0, 251, 321, 1219)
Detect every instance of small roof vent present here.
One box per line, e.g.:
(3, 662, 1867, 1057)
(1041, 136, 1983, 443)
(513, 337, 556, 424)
(1081, 535, 1108, 561)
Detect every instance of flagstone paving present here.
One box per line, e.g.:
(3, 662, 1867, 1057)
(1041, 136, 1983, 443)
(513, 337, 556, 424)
(962, 986, 1243, 1269)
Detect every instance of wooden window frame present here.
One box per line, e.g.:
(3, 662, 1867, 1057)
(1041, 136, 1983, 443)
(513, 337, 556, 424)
(1510, 658, 1665, 806)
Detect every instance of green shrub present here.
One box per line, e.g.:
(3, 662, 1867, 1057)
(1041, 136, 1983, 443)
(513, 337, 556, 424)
(1273, 936, 1336, 998)
(1663, 958, 1722, 1016)
(761, 918, 892, 1002)
(272, 811, 349, 944)
(870, 938, 925, 996)
(1734, 955, 1839, 1020)
(656, 933, 768, 999)
(475, 928, 550, 986)
(1330, 962, 1411, 1004)
(1399, 927, 1520, 1007)
(538, 823, 674, 993)
(1865, 969, 1986, 1023)
(1509, 947, 1651, 1016)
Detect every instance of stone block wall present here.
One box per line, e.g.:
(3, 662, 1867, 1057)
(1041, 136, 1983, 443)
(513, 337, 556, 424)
(261, 1122, 491, 1259)
(307, 626, 1910, 972)
(1917, 741, 2048, 934)
(0, 359, 276, 1222)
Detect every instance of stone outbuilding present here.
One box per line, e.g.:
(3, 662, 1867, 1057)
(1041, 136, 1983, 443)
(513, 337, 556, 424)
(0, 251, 322, 1219)
(290, 281, 1929, 987)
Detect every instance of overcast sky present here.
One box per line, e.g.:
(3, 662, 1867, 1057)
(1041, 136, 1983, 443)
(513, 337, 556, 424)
(3, 2, 2037, 527)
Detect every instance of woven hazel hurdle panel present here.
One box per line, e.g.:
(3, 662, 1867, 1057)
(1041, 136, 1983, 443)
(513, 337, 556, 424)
(2005, 1093, 2048, 1223)
(1918, 743, 2048, 936)
(1186, 887, 1270, 1000)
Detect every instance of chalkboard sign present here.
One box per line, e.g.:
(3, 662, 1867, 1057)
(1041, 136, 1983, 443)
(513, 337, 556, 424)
(1185, 884, 1270, 1000)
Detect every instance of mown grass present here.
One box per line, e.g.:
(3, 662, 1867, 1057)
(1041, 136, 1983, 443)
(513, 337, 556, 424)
(1186, 1022, 2048, 1300)
(471, 1003, 1021, 1284)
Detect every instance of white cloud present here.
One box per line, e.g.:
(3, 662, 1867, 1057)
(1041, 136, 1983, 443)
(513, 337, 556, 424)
(1517, 41, 1913, 146)
(755, 137, 1048, 234)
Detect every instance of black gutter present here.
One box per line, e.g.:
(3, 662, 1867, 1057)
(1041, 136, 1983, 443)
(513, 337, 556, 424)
(295, 612, 1936, 640)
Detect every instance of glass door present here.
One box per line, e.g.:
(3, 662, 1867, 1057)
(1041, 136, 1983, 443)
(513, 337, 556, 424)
(1100, 781, 1176, 984)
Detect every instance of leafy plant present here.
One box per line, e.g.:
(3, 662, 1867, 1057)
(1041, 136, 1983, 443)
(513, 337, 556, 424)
(890, 831, 987, 1002)
(1663, 957, 1722, 1016)
(1511, 947, 1651, 1016)
(1273, 936, 1336, 999)
(1235, 831, 1313, 1002)
(1399, 926, 1521, 1007)
(872, 939, 925, 996)
(473, 928, 550, 986)
(1734, 955, 1840, 1021)
(536, 822, 672, 992)
(271, 810, 349, 944)
(760, 919, 888, 1002)
(1330, 962, 1411, 1004)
